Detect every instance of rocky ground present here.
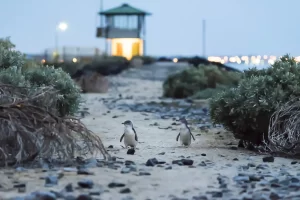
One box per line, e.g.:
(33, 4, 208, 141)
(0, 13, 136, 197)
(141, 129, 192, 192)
(1, 62, 300, 200)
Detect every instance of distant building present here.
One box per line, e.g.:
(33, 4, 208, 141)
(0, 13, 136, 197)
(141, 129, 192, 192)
(96, 3, 151, 60)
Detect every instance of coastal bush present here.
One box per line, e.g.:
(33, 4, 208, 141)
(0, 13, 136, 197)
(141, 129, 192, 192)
(163, 64, 241, 99)
(0, 37, 26, 69)
(210, 55, 300, 146)
(0, 37, 109, 165)
(131, 55, 156, 65)
(23, 66, 81, 116)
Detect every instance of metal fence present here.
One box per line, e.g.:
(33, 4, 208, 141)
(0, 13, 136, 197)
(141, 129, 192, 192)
(29, 46, 104, 63)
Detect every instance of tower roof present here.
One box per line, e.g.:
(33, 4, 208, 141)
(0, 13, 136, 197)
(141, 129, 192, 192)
(99, 3, 151, 16)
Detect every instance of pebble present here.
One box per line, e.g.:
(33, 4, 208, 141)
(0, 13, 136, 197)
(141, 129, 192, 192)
(146, 158, 158, 166)
(127, 148, 135, 155)
(139, 171, 151, 176)
(165, 166, 172, 170)
(120, 188, 132, 193)
(121, 167, 131, 174)
(76, 194, 92, 200)
(108, 182, 126, 188)
(262, 156, 274, 162)
(78, 179, 94, 189)
(77, 168, 94, 175)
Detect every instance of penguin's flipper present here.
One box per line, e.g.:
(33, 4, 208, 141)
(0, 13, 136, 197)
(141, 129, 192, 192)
(187, 126, 196, 141)
(120, 133, 125, 142)
(132, 127, 138, 141)
(191, 132, 196, 141)
(176, 133, 180, 141)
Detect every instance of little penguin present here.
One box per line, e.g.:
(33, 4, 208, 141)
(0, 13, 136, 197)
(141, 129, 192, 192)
(120, 120, 138, 149)
(176, 117, 195, 147)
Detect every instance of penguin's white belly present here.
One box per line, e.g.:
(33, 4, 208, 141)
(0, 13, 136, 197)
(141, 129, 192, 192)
(180, 128, 191, 146)
(124, 129, 137, 147)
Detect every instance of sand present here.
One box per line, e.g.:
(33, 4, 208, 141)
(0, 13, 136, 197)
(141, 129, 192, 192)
(0, 63, 298, 200)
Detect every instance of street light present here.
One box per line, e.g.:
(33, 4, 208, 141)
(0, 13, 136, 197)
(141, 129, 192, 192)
(54, 22, 68, 62)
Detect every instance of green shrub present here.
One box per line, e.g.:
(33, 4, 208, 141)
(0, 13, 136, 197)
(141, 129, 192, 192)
(23, 66, 81, 116)
(131, 55, 156, 65)
(0, 37, 26, 69)
(163, 64, 241, 98)
(0, 37, 82, 117)
(43, 62, 83, 76)
(210, 54, 300, 145)
(191, 84, 230, 99)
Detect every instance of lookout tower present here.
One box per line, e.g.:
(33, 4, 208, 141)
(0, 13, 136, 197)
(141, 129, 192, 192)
(96, 3, 151, 60)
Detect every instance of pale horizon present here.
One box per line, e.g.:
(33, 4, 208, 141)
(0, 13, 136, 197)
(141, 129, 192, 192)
(1, 0, 300, 56)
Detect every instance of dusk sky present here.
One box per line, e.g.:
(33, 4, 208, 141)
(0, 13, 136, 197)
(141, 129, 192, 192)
(1, 0, 300, 56)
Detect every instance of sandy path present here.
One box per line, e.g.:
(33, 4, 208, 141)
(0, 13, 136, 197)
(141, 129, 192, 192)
(0, 62, 298, 200)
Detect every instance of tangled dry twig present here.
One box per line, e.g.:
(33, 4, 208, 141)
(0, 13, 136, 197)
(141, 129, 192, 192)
(0, 84, 109, 167)
(266, 100, 300, 155)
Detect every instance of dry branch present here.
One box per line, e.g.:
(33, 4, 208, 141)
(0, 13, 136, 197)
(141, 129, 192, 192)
(0, 84, 109, 167)
(266, 100, 300, 155)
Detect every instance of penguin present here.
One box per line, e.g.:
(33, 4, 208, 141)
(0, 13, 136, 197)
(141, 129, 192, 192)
(120, 120, 138, 149)
(176, 117, 195, 147)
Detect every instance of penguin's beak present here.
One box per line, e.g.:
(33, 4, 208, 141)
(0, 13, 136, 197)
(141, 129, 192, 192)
(121, 122, 124, 124)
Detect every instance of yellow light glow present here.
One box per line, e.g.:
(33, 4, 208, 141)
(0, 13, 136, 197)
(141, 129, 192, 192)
(229, 57, 236, 62)
(173, 58, 178, 63)
(72, 58, 77, 63)
(41, 59, 46, 64)
(111, 38, 143, 60)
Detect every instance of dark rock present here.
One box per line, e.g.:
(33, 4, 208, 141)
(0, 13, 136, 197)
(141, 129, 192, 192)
(230, 146, 238, 150)
(269, 192, 280, 200)
(14, 183, 26, 188)
(198, 161, 207, 166)
(89, 190, 102, 196)
(211, 191, 223, 198)
(165, 166, 172, 170)
(108, 182, 125, 188)
(108, 145, 113, 148)
(249, 175, 262, 182)
(181, 159, 194, 165)
(30, 191, 56, 200)
(262, 156, 274, 163)
(248, 163, 256, 167)
(120, 188, 131, 193)
(172, 160, 183, 165)
(291, 177, 300, 183)
(78, 179, 94, 189)
(201, 153, 206, 156)
(127, 148, 135, 155)
(77, 168, 94, 175)
(139, 171, 151, 176)
(256, 164, 269, 170)
(233, 158, 239, 161)
(291, 161, 298, 165)
(45, 175, 58, 187)
(146, 158, 158, 166)
(192, 195, 208, 200)
(158, 152, 165, 155)
(18, 187, 26, 193)
(76, 194, 92, 200)
(65, 183, 73, 192)
(125, 160, 135, 166)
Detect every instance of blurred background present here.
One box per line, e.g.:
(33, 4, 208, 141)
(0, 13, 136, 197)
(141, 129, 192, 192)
(1, 0, 300, 71)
